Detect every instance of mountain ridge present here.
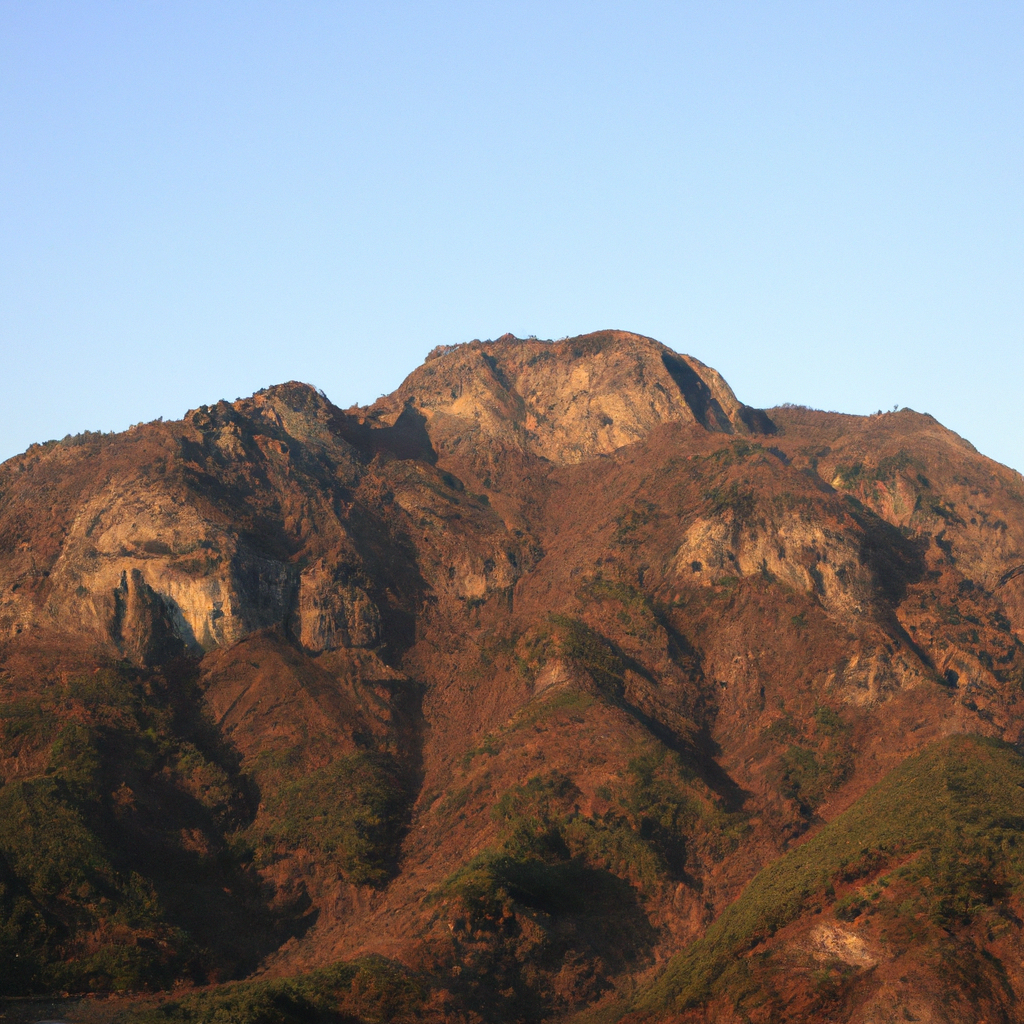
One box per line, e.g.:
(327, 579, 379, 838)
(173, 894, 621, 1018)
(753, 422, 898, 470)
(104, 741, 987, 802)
(2, 331, 1024, 1023)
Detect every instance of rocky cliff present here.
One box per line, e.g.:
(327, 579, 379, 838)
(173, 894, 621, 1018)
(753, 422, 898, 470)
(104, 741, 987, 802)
(2, 331, 1024, 1024)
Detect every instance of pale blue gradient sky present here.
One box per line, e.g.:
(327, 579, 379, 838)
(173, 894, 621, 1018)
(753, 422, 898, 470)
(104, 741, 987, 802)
(1, 2, 1022, 469)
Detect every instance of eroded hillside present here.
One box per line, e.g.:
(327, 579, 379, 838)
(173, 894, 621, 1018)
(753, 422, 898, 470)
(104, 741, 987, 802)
(2, 331, 1024, 1023)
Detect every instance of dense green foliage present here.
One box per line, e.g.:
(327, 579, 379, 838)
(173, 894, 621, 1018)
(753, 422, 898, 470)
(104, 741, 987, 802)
(257, 751, 409, 886)
(637, 735, 1024, 1012)
(0, 664, 245, 994)
(765, 706, 854, 813)
(437, 772, 644, 920)
(438, 748, 741, 922)
(0, 773, 181, 993)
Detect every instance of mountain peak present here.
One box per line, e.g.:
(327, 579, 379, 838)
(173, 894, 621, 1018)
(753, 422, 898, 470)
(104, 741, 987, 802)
(365, 330, 775, 464)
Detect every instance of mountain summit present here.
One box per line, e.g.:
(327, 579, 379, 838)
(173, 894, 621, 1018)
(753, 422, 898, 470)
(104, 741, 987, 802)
(2, 332, 1024, 1023)
(363, 331, 776, 465)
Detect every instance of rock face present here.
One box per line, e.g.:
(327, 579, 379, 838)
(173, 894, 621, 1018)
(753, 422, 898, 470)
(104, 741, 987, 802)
(297, 561, 381, 651)
(0, 333, 777, 662)
(0, 381, 381, 660)
(2, 332, 1024, 1022)
(364, 330, 776, 466)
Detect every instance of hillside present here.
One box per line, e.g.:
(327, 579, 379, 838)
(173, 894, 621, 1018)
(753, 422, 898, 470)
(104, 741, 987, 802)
(1, 330, 1024, 1023)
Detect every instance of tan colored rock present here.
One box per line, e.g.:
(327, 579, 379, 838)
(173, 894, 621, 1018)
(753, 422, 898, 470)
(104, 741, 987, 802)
(365, 331, 776, 465)
(672, 509, 875, 618)
(810, 921, 878, 966)
(297, 560, 380, 651)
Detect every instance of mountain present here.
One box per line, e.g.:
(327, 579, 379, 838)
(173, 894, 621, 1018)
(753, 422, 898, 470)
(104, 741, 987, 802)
(2, 330, 1024, 1023)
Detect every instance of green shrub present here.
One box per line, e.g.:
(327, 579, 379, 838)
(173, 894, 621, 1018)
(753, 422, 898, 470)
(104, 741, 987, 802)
(46, 723, 104, 801)
(617, 750, 700, 877)
(492, 771, 578, 860)
(0, 698, 58, 745)
(511, 688, 597, 732)
(438, 756, 738, 921)
(562, 815, 665, 892)
(436, 772, 619, 920)
(0, 776, 182, 994)
(613, 500, 658, 546)
(765, 706, 853, 813)
(66, 667, 141, 714)
(0, 777, 110, 912)
(547, 615, 627, 698)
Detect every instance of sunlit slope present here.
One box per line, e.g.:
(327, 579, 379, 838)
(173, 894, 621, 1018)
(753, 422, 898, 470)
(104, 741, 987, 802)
(633, 733, 1024, 1020)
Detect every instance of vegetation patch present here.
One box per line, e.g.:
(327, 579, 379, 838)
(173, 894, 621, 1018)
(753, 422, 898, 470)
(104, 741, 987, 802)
(512, 615, 628, 700)
(702, 481, 757, 524)
(0, 745, 193, 993)
(438, 750, 743, 924)
(121, 955, 426, 1024)
(613, 500, 658, 547)
(257, 751, 409, 886)
(701, 441, 767, 470)
(577, 578, 664, 642)
(545, 616, 629, 699)
(506, 688, 598, 736)
(0, 662, 253, 996)
(761, 705, 854, 814)
(0, 697, 59, 747)
(637, 735, 1024, 1012)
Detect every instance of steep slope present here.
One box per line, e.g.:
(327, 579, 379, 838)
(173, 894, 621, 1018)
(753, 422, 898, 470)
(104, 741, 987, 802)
(630, 734, 1024, 1023)
(1, 331, 1023, 1022)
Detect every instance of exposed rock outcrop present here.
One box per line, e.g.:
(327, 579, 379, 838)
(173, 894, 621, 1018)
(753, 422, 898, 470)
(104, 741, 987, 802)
(362, 331, 776, 465)
(297, 560, 381, 651)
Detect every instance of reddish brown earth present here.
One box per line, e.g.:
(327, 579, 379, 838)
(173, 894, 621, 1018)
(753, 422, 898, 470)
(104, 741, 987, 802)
(2, 330, 1024, 1023)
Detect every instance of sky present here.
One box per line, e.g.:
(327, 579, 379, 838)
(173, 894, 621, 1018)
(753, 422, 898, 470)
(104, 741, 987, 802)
(1, 1, 1022, 471)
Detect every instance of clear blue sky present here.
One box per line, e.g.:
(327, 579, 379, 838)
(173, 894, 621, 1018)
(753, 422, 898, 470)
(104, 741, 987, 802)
(2, 2, 1022, 470)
